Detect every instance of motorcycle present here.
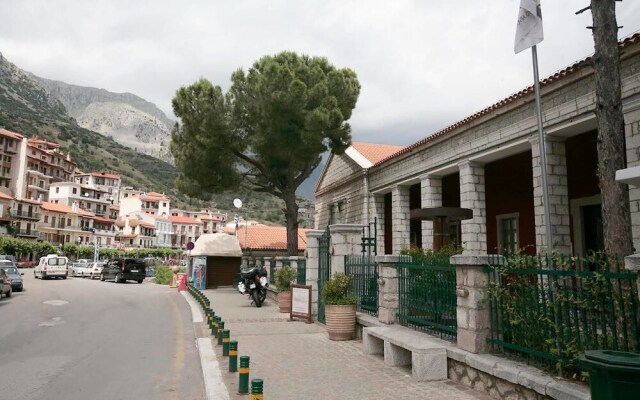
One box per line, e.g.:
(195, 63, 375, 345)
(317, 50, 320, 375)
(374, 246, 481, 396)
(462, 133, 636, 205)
(237, 265, 268, 307)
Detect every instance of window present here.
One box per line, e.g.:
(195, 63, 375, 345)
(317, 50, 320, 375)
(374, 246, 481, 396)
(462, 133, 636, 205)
(73, 188, 77, 194)
(329, 201, 344, 225)
(55, 187, 59, 194)
(497, 213, 519, 255)
(44, 215, 49, 223)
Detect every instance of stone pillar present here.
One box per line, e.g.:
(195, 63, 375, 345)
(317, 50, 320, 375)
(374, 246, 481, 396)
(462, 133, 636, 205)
(451, 254, 498, 354)
(371, 194, 386, 256)
(420, 175, 442, 250)
(305, 229, 325, 317)
(329, 224, 366, 274)
(458, 161, 487, 255)
(530, 136, 571, 255)
(625, 254, 640, 302)
(392, 185, 411, 254)
(376, 255, 400, 324)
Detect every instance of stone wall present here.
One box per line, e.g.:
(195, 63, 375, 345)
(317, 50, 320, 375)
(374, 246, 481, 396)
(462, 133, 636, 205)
(315, 153, 365, 228)
(448, 359, 549, 400)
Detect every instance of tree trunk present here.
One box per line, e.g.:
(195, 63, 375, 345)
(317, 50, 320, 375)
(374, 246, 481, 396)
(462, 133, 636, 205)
(591, 0, 634, 257)
(283, 190, 299, 256)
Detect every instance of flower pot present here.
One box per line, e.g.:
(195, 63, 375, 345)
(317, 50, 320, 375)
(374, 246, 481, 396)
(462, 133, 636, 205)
(325, 304, 356, 341)
(278, 290, 292, 313)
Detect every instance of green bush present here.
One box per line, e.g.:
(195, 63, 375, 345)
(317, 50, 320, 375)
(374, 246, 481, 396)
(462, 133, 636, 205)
(323, 273, 357, 305)
(275, 266, 296, 291)
(155, 265, 173, 285)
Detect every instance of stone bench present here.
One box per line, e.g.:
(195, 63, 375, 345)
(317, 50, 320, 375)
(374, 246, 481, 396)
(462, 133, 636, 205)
(362, 326, 447, 381)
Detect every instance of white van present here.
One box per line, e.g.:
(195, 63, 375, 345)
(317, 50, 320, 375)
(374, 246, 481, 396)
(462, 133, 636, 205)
(34, 254, 69, 280)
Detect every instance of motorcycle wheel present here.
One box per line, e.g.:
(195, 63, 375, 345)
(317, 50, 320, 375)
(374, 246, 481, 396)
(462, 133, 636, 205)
(259, 288, 267, 303)
(252, 289, 263, 308)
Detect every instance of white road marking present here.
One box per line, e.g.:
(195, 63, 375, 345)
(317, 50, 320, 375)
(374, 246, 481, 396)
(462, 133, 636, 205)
(43, 300, 68, 306)
(39, 317, 64, 327)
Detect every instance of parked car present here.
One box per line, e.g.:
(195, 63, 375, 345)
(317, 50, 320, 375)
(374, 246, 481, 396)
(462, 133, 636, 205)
(34, 254, 69, 280)
(16, 260, 35, 268)
(0, 260, 23, 292)
(71, 262, 90, 277)
(0, 254, 17, 263)
(101, 258, 146, 283)
(0, 268, 12, 298)
(86, 262, 104, 280)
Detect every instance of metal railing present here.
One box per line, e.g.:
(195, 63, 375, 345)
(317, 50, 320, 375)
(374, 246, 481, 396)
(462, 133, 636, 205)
(345, 255, 378, 316)
(268, 258, 276, 285)
(296, 258, 306, 284)
(486, 253, 640, 375)
(396, 255, 457, 340)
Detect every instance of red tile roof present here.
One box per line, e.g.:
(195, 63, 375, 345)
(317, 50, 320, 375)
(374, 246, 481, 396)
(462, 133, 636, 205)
(41, 202, 73, 213)
(0, 128, 24, 141)
(374, 32, 640, 167)
(168, 215, 203, 225)
(89, 171, 121, 180)
(351, 142, 404, 164)
(0, 192, 14, 200)
(235, 225, 307, 251)
(92, 216, 115, 224)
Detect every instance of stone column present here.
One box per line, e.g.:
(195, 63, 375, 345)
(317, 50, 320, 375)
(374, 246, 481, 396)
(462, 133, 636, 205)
(625, 254, 640, 302)
(305, 229, 325, 317)
(451, 254, 498, 354)
(458, 161, 487, 255)
(392, 185, 411, 254)
(329, 224, 366, 274)
(376, 255, 400, 324)
(530, 136, 571, 255)
(420, 175, 442, 250)
(371, 194, 386, 256)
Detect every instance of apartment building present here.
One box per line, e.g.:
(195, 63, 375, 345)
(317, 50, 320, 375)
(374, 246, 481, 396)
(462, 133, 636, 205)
(38, 202, 95, 247)
(22, 137, 76, 202)
(73, 171, 121, 205)
(49, 182, 110, 217)
(168, 215, 202, 249)
(115, 214, 157, 248)
(171, 208, 225, 234)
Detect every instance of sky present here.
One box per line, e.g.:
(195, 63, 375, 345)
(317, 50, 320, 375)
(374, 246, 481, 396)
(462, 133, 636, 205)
(1, 0, 640, 147)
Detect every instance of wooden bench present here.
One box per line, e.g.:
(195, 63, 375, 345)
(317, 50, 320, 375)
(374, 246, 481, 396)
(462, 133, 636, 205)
(363, 326, 447, 381)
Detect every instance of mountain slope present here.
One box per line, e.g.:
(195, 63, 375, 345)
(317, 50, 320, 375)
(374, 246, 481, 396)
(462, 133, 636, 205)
(32, 75, 173, 161)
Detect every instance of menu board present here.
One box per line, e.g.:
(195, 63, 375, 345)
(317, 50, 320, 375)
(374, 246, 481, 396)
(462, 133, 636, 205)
(290, 284, 313, 323)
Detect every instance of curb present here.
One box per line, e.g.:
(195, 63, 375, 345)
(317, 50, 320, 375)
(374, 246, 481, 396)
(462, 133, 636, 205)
(181, 291, 230, 400)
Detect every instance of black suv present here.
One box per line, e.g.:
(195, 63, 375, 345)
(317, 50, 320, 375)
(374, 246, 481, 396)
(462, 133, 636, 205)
(101, 258, 146, 284)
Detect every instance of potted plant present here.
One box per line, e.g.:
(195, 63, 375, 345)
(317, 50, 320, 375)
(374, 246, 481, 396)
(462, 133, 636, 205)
(323, 272, 358, 341)
(275, 266, 297, 313)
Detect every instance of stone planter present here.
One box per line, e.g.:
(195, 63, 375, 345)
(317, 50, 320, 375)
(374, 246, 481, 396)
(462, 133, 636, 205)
(325, 304, 356, 341)
(277, 290, 292, 313)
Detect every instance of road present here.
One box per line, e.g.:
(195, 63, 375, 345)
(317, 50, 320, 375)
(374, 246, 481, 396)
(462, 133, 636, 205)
(0, 270, 206, 400)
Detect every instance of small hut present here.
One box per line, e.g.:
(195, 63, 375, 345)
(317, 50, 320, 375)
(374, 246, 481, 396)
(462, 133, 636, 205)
(190, 233, 243, 289)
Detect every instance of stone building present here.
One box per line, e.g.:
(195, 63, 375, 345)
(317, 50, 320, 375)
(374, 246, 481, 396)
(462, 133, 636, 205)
(315, 33, 640, 256)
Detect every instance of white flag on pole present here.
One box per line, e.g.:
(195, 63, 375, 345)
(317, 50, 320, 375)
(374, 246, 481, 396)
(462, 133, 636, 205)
(514, 0, 544, 54)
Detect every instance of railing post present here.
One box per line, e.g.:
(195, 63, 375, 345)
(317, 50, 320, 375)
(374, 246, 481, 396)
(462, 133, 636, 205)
(305, 230, 325, 317)
(375, 255, 400, 324)
(328, 224, 366, 274)
(451, 254, 499, 354)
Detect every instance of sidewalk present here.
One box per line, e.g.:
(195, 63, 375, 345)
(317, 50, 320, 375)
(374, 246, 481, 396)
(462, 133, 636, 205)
(196, 287, 492, 400)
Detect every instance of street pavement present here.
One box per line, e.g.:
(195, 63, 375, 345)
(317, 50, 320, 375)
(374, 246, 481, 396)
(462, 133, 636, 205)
(0, 271, 206, 400)
(193, 287, 492, 400)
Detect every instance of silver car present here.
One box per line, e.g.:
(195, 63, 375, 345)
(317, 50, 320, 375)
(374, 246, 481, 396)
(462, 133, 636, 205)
(86, 262, 104, 280)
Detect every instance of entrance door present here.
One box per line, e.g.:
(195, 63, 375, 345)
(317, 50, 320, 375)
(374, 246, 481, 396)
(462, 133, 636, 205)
(206, 257, 241, 288)
(582, 204, 604, 254)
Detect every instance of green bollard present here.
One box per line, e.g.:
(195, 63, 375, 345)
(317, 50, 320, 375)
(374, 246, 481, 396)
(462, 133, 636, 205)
(222, 330, 230, 356)
(229, 341, 238, 372)
(250, 379, 263, 400)
(238, 356, 250, 394)
(217, 322, 225, 345)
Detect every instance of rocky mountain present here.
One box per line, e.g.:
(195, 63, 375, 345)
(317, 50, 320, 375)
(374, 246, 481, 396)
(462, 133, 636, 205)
(31, 75, 173, 162)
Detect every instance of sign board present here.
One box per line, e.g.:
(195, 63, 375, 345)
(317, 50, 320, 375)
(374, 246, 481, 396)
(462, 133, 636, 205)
(186, 241, 194, 251)
(192, 256, 206, 290)
(290, 284, 313, 324)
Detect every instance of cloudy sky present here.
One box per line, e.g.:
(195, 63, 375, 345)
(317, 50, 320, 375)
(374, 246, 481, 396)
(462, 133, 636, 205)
(1, 0, 640, 146)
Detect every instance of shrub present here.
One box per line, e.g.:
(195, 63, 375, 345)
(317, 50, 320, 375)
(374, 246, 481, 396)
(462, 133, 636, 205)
(155, 265, 173, 285)
(323, 273, 357, 305)
(275, 266, 297, 291)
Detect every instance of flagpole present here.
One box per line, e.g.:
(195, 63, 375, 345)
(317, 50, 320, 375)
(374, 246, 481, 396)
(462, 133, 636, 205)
(531, 45, 553, 253)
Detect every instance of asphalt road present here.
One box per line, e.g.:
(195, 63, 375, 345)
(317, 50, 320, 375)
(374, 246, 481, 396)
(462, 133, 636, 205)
(0, 270, 206, 400)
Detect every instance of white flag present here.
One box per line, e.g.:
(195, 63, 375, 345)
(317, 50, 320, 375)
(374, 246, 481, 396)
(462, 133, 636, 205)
(514, 0, 543, 54)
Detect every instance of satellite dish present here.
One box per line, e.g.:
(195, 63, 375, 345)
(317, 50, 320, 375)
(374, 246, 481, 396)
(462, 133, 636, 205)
(233, 198, 242, 209)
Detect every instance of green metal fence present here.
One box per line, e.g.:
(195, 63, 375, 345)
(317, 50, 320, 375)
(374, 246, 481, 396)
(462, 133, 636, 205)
(268, 257, 276, 285)
(345, 255, 378, 316)
(318, 227, 331, 323)
(396, 255, 457, 340)
(487, 253, 640, 375)
(296, 258, 306, 284)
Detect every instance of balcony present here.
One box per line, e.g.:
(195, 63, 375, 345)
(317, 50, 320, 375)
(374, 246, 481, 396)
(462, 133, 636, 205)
(15, 229, 39, 238)
(10, 210, 41, 221)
